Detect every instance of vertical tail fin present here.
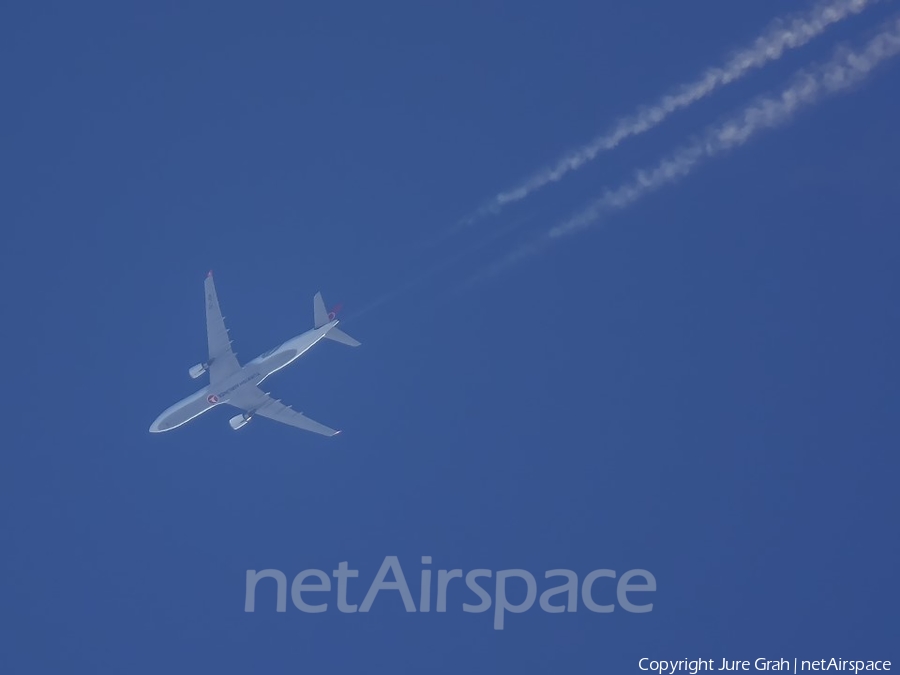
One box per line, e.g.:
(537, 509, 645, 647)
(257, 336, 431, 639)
(313, 292, 361, 346)
(313, 292, 330, 328)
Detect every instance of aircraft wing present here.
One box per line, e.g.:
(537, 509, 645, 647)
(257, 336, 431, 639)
(227, 386, 341, 437)
(205, 271, 242, 386)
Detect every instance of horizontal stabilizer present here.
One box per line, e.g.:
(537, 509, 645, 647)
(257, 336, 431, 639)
(326, 327, 361, 347)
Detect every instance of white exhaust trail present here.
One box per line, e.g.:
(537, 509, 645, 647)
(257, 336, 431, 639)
(478, 0, 879, 219)
(472, 17, 900, 282)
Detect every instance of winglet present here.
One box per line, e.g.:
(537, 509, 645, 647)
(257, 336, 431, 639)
(207, 270, 213, 278)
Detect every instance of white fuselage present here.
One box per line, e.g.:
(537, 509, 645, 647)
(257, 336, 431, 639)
(149, 320, 338, 432)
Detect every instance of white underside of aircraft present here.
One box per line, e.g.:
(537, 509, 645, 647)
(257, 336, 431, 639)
(149, 271, 359, 436)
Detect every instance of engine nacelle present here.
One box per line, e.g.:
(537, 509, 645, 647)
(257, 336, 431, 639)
(189, 363, 208, 379)
(229, 413, 251, 430)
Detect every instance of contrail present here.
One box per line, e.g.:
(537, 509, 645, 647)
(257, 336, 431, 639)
(469, 0, 879, 221)
(347, 215, 534, 322)
(470, 17, 900, 283)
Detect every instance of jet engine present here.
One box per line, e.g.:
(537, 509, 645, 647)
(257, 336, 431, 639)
(189, 363, 208, 379)
(229, 413, 252, 430)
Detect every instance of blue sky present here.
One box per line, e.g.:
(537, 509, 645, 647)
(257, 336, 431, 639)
(1, 1, 898, 672)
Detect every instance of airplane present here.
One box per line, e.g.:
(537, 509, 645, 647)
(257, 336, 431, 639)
(149, 271, 360, 436)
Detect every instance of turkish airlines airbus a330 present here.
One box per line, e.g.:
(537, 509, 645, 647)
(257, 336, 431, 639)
(150, 272, 359, 436)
